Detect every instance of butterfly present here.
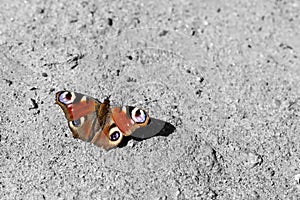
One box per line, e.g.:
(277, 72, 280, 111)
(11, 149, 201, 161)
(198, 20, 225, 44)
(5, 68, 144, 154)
(55, 91, 165, 150)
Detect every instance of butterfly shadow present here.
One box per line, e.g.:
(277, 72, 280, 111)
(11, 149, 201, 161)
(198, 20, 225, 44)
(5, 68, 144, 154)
(118, 118, 176, 148)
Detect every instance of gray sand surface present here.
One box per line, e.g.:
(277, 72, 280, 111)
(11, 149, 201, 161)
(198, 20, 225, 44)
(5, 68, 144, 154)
(1, 0, 300, 199)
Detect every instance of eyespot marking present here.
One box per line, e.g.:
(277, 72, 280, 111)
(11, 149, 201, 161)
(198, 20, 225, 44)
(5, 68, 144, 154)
(110, 131, 120, 141)
(131, 107, 147, 123)
(72, 119, 81, 127)
(108, 126, 123, 142)
(69, 117, 84, 128)
(59, 91, 76, 105)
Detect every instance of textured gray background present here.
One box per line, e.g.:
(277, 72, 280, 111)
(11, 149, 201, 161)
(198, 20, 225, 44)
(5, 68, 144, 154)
(1, 0, 300, 199)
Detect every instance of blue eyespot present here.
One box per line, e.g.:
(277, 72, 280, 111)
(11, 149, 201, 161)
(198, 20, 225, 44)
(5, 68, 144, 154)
(72, 119, 81, 127)
(131, 108, 146, 123)
(59, 92, 75, 105)
(109, 131, 120, 141)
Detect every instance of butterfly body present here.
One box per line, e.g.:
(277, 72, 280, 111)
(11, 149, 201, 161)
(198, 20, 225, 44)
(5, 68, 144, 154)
(55, 91, 150, 150)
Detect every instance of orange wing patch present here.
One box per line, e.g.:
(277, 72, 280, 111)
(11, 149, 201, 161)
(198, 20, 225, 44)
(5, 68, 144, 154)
(68, 99, 97, 120)
(110, 107, 135, 135)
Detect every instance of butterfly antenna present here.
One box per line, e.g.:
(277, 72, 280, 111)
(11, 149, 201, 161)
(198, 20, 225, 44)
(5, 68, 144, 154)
(119, 96, 125, 112)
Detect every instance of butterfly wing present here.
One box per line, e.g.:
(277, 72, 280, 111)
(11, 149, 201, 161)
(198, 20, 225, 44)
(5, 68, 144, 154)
(91, 105, 151, 150)
(111, 106, 151, 135)
(55, 91, 103, 141)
